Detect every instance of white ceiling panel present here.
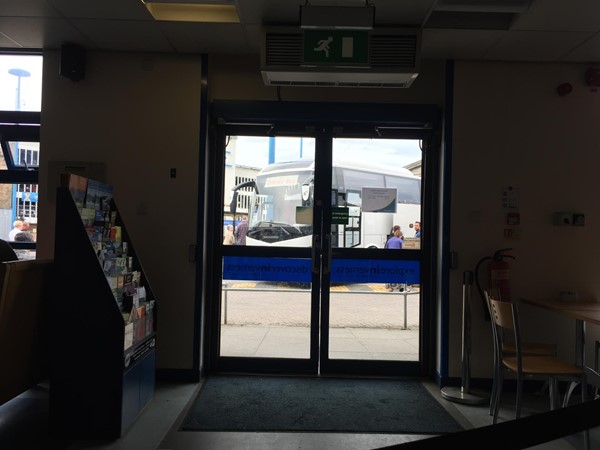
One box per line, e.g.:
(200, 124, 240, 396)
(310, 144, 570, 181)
(160, 22, 253, 54)
(242, 24, 264, 55)
(0, 0, 60, 18)
(46, 0, 152, 21)
(374, 1, 437, 27)
(0, 17, 93, 49)
(71, 19, 175, 52)
(0, 31, 21, 47)
(513, 0, 600, 32)
(422, 29, 506, 61)
(484, 30, 597, 61)
(561, 33, 600, 62)
(0, 0, 599, 63)
(237, 1, 299, 25)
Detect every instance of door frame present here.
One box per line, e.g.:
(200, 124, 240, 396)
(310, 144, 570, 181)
(205, 100, 442, 377)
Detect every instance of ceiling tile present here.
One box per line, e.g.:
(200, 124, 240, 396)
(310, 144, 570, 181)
(46, 0, 152, 21)
(513, 0, 600, 32)
(236, 0, 298, 25)
(0, 0, 599, 63)
(158, 22, 252, 53)
(424, 11, 515, 30)
(374, 0, 436, 26)
(0, 17, 93, 49)
(561, 32, 600, 62)
(421, 29, 506, 60)
(71, 19, 175, 52)
(484, 30, 596, 61)
(0, 0, 60, 17)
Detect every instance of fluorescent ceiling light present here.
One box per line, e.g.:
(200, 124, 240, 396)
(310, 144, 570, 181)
(142, 0, 240, 23)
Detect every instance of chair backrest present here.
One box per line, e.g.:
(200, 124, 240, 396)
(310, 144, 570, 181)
(489, 297, 523, 361)
(484, 289, 500, 349)
(0, 258, 54, 406)
(489, 297, 515, 331)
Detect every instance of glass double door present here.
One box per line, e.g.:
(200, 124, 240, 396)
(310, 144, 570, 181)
(214, 124, 426, 377)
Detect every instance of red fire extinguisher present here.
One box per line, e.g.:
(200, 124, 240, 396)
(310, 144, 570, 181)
(489, 248, 515, 302)
(475, 248, 516, 320)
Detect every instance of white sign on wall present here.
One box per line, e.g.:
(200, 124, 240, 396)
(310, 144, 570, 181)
(361, 188, 397, 213)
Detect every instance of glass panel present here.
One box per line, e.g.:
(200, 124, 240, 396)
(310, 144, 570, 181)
(220, 256, 312, 358)
(15, 183, 39, 227)
(223, 135, 315, 247)
(3, 182, 38, 260)
(328, 286, 420, 361)
(329, 138, 422, 361)
(221, 135, 316, 359)
(331, 138, 422, 249)
(0, 54, 43, 112)
(0, 53, 42, 260)
(9, 141, 39, 168)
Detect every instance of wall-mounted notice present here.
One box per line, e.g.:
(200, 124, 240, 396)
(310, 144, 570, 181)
(502, 186, 519, 210)
(331, 207, 349, 224)
(362, 188, 397, 213)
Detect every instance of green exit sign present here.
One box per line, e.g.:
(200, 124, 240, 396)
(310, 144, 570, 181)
(303, 30, 369, 66)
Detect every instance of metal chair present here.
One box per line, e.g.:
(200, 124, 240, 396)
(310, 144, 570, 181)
(487, 295, 583, 424)
(581, 365, 600, 450)
(484, 289, 557, 416)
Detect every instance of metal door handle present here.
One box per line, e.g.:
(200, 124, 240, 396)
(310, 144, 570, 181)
(323, 235, 332, 275)
(312, 234, 320, 274)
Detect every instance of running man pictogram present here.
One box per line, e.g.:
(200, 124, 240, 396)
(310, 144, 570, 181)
(314, 36, 334, 57)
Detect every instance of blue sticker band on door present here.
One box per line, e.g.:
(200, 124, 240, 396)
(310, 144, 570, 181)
(223, 256, 419, 284)
(331, 259, 420, 284)
(223, 256, 312, 282)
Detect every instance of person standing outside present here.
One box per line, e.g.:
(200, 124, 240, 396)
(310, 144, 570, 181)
(385, 224, 402, 246)
(223, 224, 235, 245)
(8, 219, 22, 241)
(385, 229, 403, 249)
(414, 221, 421, 238)
(234, 216, 248, 245)
(384, 228, 403, 291)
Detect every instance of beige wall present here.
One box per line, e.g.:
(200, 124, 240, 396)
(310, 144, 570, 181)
(451, 61, 600, 377)
(41, 48, 597, 381)
(39, 50, 201, 370)
(208, 54, 446, 104)
(37, 49, 446, 373)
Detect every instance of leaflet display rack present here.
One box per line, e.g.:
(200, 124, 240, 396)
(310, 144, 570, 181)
(51, 176, 156, 439)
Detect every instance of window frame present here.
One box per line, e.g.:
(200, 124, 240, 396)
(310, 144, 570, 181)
(0, 110, 41, 250)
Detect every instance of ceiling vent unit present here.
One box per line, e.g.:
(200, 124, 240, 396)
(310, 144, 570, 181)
(261, 27, 421, 88)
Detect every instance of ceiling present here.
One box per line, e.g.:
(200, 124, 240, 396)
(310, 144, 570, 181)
(1, 0, 600, 63)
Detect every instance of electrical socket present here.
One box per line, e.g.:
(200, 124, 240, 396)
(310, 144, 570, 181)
(573, 213, 585, 226)
(553, 212, 572, 226)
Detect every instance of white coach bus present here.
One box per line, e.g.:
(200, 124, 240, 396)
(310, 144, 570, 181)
(229, 158, 421, 248)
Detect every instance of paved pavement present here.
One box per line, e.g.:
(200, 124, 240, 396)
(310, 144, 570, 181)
(219, 283, 420, 361)
(222, 282, 420, 328)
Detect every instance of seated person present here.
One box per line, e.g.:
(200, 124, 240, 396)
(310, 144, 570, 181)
(0, 238, 18, 262)
(14, 232, 34, 242)
(14, 221, 34, 242)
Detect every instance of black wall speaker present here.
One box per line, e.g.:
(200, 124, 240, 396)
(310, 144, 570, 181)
(60, 43, 86, 81)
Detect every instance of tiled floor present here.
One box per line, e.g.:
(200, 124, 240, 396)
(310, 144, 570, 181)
(2, 378, 597, 450)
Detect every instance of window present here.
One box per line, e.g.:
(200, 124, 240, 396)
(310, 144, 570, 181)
(0, 51, 42, 258)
